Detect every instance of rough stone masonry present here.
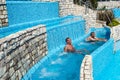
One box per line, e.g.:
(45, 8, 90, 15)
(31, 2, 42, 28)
(80, 55, 93, 80)
(0, 25, 47, 80)
(0, 0, 8, 27)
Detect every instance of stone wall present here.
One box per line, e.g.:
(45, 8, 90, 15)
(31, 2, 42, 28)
(111, 25, 120, 42)
(98, 1, 120, 9)
(0, 0, 8, 27)
(80, 55, 93, 80)
(0, 25, 47, 80)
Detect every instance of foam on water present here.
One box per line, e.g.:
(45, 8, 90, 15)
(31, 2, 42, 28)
(39, 68, 59, 78)
(51, 58, 62, 64)
(58, 51, 67, 55)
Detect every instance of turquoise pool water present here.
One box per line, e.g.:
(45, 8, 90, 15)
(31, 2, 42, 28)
(21, 27, 109, 80)
(22, 41, 105, 80)
(29, 51, 84, 80)
(112, 8, 120, 18)
(93, 46, 120, 80)
(93, 8, 120, 80)
(6, 1, 59, 25)
(99, 50, 120, 80)
(0, 15, 83, 38)
(3, 1, 118, 80)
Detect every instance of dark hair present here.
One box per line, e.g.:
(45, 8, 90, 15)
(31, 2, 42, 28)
(65, 37, 70, 42)
(90, 32, 95, 36)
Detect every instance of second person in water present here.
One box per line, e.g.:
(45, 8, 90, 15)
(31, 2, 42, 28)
(86, 32, 107, 42)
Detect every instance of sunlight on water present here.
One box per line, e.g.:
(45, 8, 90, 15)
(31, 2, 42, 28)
(58, 52, 68, 56)
(51, 58, 62, 64)
(78, 42, 90, 45)
(39, 68, 59, 78)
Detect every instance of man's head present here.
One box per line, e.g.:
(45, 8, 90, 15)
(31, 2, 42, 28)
(65, 37, 72, 44)
(90, 32, 95, 37)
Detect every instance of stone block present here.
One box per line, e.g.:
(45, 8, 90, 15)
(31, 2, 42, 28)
(0, 15, 4, 18)
(0, 6, 4, 10)
(0, 59, 6, 67)
(5, 18, 8, 22)
(84, 70, 90, 73)
(85, 62, 90, 65)
(0, 51, 5, 60)
(80, 78, 84, 80)
(2, 72, 10, 80)
(2, 22, 8, 26)
(5, 55, 12, 63)
(9, 67, 15, 77)
(80, 73, 84, 77)
(3, 10, 7, 15)
(25, 54, 30, 60)
(0, 66, 6, 78)
(85, 74, 91, 78)
(85, 66, 90, 70)
(11, 73, 16, 80)
(4, 15, 8, 19)
(0, 10, 2, 15)
(41, 27, 46, 33)
(3, 6, 6, 10)
(1, 0, 5, 3)
(9, 60, 14, 67)
(38, 48, 42, 54)
(6, 62, 10, 71)
(17, 70, 22, 80)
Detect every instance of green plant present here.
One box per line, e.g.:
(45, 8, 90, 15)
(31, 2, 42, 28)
(108, 19, 120, 27)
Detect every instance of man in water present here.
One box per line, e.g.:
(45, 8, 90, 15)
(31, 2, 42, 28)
(86, 32, 107, 42)
(64, 37, 76, 52)
(64, 37, 89, 54)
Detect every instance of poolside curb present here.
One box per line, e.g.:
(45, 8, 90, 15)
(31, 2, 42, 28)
(80, 55, 93, 80)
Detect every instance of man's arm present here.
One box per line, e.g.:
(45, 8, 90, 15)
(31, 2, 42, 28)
(64, 46, 67, 52)
(87, 37, 99, 41)
(98, 38, 107, 41)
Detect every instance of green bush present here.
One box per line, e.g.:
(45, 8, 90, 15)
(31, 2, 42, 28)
(108, 19, 120, 27)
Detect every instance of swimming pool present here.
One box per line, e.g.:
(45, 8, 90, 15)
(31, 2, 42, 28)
(92, 39, 120, 80)
(1, 1, 117, 80)
(21, 41, 106, 80)
(112, 8, 120, 19)
(21, 27, 110, 80)
(24, 42, 105, 80)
